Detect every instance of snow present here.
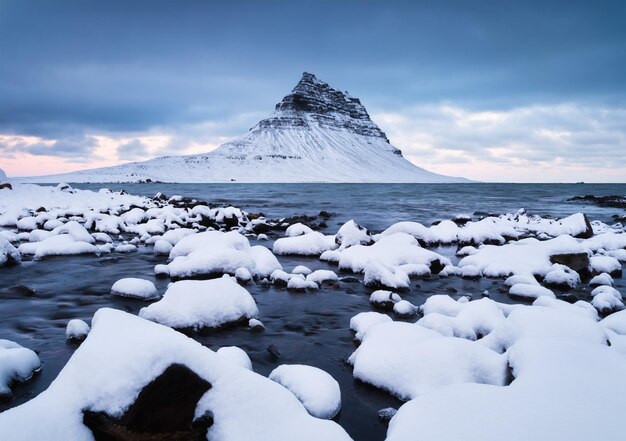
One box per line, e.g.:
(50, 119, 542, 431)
(350, 312, 392, 340)
(114, 243, 137, 253)
(0, 168, 7, 181)
(589, 255, 622, 275)
(369, 290, 402, 309)
(393, 300, 418, 316)
(335, 220, 372, 249)
(273, 232, 337, 256)
(162, 231, 281, 278)
(481, 306, 607, 353)
(18, 234, 99, 259)
(153, 238, 173, 255)
(386, 337, 626, 441)
(306, 269, 339, 284)
(0, 309, 351, 440)
(0, 236, 20, 266)
(234, 267, 253, 283)
(111, 278, 159, 300)
(216, 346, 253, 371)
(0, 340, 41, 398)
(65, 319, 90, 341)
(287, 276, 319, 290)
(139, 276, 259, 330)
(348, 321, 507, 400)
(363, 260, 410, 289)
(589, 272, 614, 286)
(590, 285, 624, 314)
(459, 235, 587, 277)
(291, 265, 312, 275)
(285, 223, 314, 237)
(543, 264, 580, 288)
(18, 74, 466, 184)
(509, 283, 556, 300)
(269, 364, 342, 419)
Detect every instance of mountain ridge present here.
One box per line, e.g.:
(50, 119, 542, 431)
(20, 72, 469, 183)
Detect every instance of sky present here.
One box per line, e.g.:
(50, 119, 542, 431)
(1, 0, 625, 182)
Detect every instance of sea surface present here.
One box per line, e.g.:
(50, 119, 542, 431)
(1, 183, 625, 440)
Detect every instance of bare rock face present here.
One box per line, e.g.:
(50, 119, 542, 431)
(255, 72, 394, 145)
(550, 253, 590, 272)
(83, 364, 212, 441)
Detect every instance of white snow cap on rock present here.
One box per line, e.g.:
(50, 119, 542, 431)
(139, 276, 258, 330)
(216, 346, 253, 371)
(65, 319, 90, 340)
(0, 309, 351, 440)
(111, 278, 159, 300)
(273, 232, 337, 256)
(269, 364, 342, 419)
(0, 340, 41, 397)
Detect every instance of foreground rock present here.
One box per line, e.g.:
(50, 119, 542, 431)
(0, 309, 352, 440)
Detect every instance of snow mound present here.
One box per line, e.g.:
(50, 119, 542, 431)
(139, 276, 259, 330)
(348, 321, 507, 400)
(269, 364, 342, 419)
(273, 232, 337, 256)
(65, 319, 90, 341)
(350, 312, 392, 340)
(386, 338, 626, 441)
(216, 346, 253, 371)
(0, 340, 41, 398)
(111, 278, 159, 300)
(0, 236, 20, 266)
(18, 234, 99, 259)
(0, 309, 351, 440)
(509, 283, 555, 300)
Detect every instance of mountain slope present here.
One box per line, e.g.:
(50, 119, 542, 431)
(26, 73, 468, 183)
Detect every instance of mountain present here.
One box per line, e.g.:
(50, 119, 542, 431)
(25, 73, 468, 183)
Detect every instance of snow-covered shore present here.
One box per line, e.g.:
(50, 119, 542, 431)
(0, 181, 625, 440)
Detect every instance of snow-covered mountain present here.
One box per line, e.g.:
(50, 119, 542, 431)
(26, 73, 468, 183)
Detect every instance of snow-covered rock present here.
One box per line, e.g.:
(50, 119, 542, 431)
(269, 364, 341, 419)
(0, 309, 351, 440)
(348, 321, 507, 400)
(139, 276, 258, 330)
(111, 278, 159, 300)
(305, 269, 339, 284)
(65, 319, 90, 341)
(335, 220, 372, 250)
(350, 312, 392, 340)
(0, 236, 20, 266)
(18, 234, 99, 259)
(0, 340, 41, 398)
(216, 346, 253, 371)
(273, 232, 337, 256)
(509, 283, 555, 300)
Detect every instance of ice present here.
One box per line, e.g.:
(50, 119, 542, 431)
(65, 319, 90, 341)
(350, 312, 392, 340)
(348, 321, 507, 400)
(509, 283, 555, 300)
(111, 278, 159, 300)
(273, 232, 337, 256)
(0, 340, 41, 398)
(0, 309, 351, 440)
(216, 346, 253, 371)
(139, 276, 259, 330)
(269, 364, 342, 419)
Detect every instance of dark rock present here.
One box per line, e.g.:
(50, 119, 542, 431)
(267, 344, 281, 361)
(319, 210, 332, 219)
(567, 195, 626, 209)
(252, 223, 271, 234)
(9, 285, 38, 297)
(83, 363, 211, 441)
(550, 253, 589, 272)
(0, 183, 12, 190)
(35, 206, 47, 213)
(429, 259, 446, 275)
(222, 215, 240, 229)
(377, 407, 398, 423)
(574, 213, 594, 239)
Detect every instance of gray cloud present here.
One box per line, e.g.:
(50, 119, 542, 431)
(117, 139, 148, 160)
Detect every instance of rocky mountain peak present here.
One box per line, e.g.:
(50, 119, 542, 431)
(253, 72, 389, 140)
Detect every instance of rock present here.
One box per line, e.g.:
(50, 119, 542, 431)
(83, 363, 212, 440)
(549, 252, 590, 272)
(267, 344, 281, 361)
(252, 223, 271, 234)
(568, 195, 626, 209)
(574, 213, 594, 239)
(377, 407, 398, 422)
(0, 183, 12, 190)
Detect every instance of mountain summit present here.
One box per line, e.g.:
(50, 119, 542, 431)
(25, 73, 468, 183)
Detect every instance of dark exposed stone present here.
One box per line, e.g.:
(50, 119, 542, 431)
(83, 364, 211, 441)
(567, 195, 626, 209)
(549, 252, 590, 272)
(0, 183, 12, 190)
(319, 210, 332, 219)
(267, 344, 281, 361)
(252, 223, 271, 234)
(574, 213, 594, 239)
(9, 285, 38, 297)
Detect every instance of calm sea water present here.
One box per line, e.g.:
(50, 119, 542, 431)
(1, 183, 625, 440)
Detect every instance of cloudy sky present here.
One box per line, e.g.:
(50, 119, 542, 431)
(1, 0, 625, 182)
